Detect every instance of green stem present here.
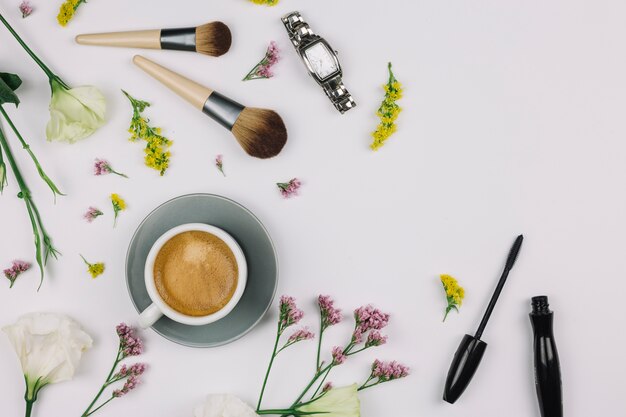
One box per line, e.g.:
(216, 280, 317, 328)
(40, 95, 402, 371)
(310, 367, 331, 399)
(110, 169, 128, 178)
(242, 57, 270, 81)
(256, 322, 282, 411)
(85, 396, 115, 417)
(82, 349, 122, 417)
(0, 13, 64, 85)
(316, 318, 324, 370)
(24, 399, 34, 417)
(0, 106, 64, 199)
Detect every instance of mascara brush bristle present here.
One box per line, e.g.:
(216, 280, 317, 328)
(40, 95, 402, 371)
(196, 22, 232, 57)
(232, 108, 287, 159)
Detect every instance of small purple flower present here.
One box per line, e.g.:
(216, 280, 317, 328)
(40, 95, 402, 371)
(215, 154, 225, 176)
(83, 206, 103, 223)
(322, 382, 333, 393)
(365, 330, 388, 348)
(116, 323, 144, 357)
(288, 327, 315, 344)
(371, 359, 410, 381)
(3, 260, 30, 288)
(331, 346, 347, 365)
(279, 295, 304, 332)
(94, 158, 128, 178)
(352, 305, 390, 344)
(112, 375, 140, 397)
(277, 178, 302, 198)
(318, 295, 342, 330)
(243, 41, 281, 81)
(19, 1, 33, 18)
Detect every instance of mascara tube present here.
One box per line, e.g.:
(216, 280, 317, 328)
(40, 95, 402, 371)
(529, 296, 563, 417)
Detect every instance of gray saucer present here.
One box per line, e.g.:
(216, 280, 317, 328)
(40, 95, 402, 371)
(125, 194, 278, 347)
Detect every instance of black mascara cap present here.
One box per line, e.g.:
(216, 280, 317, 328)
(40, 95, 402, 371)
(443, 334, 487, 403)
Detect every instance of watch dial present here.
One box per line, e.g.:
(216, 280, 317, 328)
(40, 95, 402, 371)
(304, 42, 338, 79)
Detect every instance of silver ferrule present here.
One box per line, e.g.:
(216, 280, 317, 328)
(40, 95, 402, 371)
(201, 92, 245, 130)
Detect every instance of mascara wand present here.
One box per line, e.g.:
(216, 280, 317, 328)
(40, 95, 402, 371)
(443, 234, 524, 404)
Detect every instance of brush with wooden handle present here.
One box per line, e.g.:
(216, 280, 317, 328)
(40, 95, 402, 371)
(76, 22, 232, 57)
(133, 55, 287, 159)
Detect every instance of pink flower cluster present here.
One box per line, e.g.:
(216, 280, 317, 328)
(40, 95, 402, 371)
(352, 305, 390, 344)
(94, 159, 112, 175)
(331, 346, 347, 365)
(365, 330, 388, 348)
(112, 363, 146, 397)
(19, 1, 33, 18)
(244, 41, 280, 81)
(371, 359, 410, 382)
(318, 295, 342, 330)
(288, 327, 315, 344)
(83, 206, 103, 223)
(279, 295, 304, 332)
(113, 375, 139, 398)
(277, 178, 302, 198)
(215, 154, 225, 176)
(116, 323, 144, 357)
(3, 260, 30, 287)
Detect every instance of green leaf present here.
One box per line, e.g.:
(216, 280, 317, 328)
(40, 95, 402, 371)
(0, 72, 22, 106)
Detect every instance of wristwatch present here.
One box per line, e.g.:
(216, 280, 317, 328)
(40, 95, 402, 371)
(281, 11, 356, 114)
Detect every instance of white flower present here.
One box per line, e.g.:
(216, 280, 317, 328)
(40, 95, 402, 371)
(3, 312, 93, 401)
(194, 394, 258, 417)
(46, 78, 106, 143)
(297, 384, 361, 417)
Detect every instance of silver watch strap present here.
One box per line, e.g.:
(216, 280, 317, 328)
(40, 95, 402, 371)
(282, 11, 356, 114)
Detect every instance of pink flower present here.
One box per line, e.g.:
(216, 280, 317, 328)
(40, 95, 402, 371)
(3, 260, 30, 288)
(116, 323, 144, 357)
(331, 346, 347, 365)
(112, 375, 140, 397)
(371, 360, 410, 381)
(215, 154, 225, 176)
(318, 295, 342, 329)
(94, 158, 128, 178)
(114, 363, 147, 379)
(277, 178, 302, 198)
(243, 41, 281, 81)
(365, 330, 387, 348)
(322, 382, 333, 393)
(288, 327, 315, 344)
(352, 305, 390, 344)
(83, 206, 103, 222)
(279, 295, 304, 332)
(19, 1, 33, 18)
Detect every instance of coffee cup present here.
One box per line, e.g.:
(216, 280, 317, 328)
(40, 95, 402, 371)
(138, 223, 247, 328)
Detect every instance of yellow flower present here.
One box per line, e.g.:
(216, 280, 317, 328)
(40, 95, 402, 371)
(80, 255, 105, 279)
(440, 274, 465, 322)
(110, 194, 126, 227)
(370, 62, 403, 151)
(249, 0, 279, 5)
(57, 0, 85, 27)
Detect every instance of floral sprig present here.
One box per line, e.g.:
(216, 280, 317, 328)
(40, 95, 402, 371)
(3, 260, 30, 288)
(249, 0, 279, 6)
(94, 159, 128, 178)
(371, 62, 403, 151)
(440, 274, 465, 321)
(215, 154, 225, 176)
(84, 206, 103, 223)
(81, 323, 147, 417)
(80, 255, 105, 279)
(57, 0, 87, 27)
(253, 295, 409, 417)
(19, 1, 33, 18)
(243, 41, 280, 81)
(277, 178, 301, 198)
(123, 90, 171, 176)
(110, 194, 126, 227)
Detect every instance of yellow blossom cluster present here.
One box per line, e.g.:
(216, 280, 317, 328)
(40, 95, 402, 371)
(57, 0, 85, 26)
(249, 0, 279, 5)
(80, 255, 105, 279)
(440, 274, 465, 321)
(124, 90, 171, 176)
(110, 193, 126, 227)
(371, 62, 403, 151)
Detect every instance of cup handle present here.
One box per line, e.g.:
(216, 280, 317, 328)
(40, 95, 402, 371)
(138, 303, 163, 329)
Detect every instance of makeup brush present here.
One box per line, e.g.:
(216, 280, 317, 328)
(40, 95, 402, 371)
(76, 22, 232, 57)
(443, 234, 524, 404)
(133, 55, 287, 159)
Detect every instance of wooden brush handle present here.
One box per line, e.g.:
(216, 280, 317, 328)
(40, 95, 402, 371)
(133, 55, 213, 110)
(76, 30, 162, 49)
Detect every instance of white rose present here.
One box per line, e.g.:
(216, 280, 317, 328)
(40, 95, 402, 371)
(46, 78, 106, 143)
(194, 394, 258, 417)
(3, 312, 93, 406)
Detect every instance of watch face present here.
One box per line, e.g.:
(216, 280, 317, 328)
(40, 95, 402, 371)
(304, 42, 339, 80)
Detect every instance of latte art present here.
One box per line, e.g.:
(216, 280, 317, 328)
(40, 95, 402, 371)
(153, 231, 239, 317)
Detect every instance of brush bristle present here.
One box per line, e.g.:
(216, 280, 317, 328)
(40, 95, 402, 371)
(231, 108, 287, 159)
(195, 22, 232, 57)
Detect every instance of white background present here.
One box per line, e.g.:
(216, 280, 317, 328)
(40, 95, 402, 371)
(0, 1, 624, 416)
